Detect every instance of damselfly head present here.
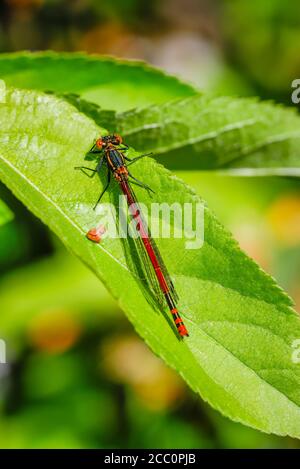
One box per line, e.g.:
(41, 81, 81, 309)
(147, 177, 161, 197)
(95, 138, 105, 149)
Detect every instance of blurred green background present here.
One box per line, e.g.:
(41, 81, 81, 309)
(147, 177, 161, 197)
(1, 0, 300, 449)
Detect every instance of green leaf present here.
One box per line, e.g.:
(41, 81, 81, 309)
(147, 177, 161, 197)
(1, 86, 300, 438)
(114, 96, 300, 174)
(0, 51, 197, 112)
(58, 93, 300, 176)
(0, 198, 13, 227)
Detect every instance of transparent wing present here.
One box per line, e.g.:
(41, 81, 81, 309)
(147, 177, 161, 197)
(122, 180, 179, 305)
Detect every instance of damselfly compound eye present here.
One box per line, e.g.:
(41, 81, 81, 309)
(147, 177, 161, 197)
(96, 138, 104, 149)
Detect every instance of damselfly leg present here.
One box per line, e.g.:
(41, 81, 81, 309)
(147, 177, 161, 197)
(125, 153, 153, 166)
(74, 166, 97, 178)
(93, 169, 111, 210)
(128, 171, 155, 194)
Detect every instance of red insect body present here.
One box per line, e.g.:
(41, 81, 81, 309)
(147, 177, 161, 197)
(119, 180, 189, 338)
(83, 134, 189, 338)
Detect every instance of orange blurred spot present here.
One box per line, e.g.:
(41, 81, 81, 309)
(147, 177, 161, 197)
(267, 194, 300, 246)
(79, 23, 139, 56)
(101, 336, 185, 411)
(133, 371, 185, 412)
(232, 221, 272, 271)
(6, 0, 43, 7)
(28, 309, 81, 354)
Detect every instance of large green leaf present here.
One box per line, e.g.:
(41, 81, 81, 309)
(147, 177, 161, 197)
(1, 86, 300, 437)
(2, 52, 299, 176)
(115, 96, 300, 174)
(61, 93, 300, 175)
(0, 51, 197, 111)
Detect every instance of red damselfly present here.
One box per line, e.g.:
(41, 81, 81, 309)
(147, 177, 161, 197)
(75, 134, 189, 338)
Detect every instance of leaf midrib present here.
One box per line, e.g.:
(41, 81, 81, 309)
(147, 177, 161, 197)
(122, 117, 259, 151)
